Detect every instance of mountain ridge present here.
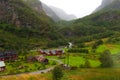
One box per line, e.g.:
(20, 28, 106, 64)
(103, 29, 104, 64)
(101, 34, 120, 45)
(94, 0, 120, 12)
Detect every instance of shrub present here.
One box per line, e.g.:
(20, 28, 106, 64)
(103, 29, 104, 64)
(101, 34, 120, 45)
(99, 50, 113, 67)
(68, 48, 89, 53)
(92, 40, 103, 49)
(52, 66, 64, 80)
(84, 59, 91, 68)
(51, 61, 57, 65)
(79, 59, 91, 68)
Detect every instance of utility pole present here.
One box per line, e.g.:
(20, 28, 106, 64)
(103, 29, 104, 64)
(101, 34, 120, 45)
(66, 42, 73, 67)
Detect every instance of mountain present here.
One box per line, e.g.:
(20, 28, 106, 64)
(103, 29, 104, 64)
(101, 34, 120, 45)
(41, 3, 61, 21)
(95, 0, 120, 12)
(0, 0, 63, 51)
(49, 6, 77, 21)
(59, 0, 120, 43)
(0, 0, 54, 28)
(41, 2, 77, 21)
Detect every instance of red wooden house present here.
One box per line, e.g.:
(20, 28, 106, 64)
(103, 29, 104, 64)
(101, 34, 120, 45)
(39, 49, 64, 56)
(0, 51, 18, 61)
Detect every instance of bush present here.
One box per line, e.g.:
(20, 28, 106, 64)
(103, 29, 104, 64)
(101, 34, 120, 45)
(79, 59, 91, 68)
(92, 40, 103, 49)
(99, 50, 113, 67)
(51, 61, 56, 65)
(68, 48, 89, 53)
(80, 64, 85, 68)
(84, 59, 91, 68)
(52, 66, 64, 80)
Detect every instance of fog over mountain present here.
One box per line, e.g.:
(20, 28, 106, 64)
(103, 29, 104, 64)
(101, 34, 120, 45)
(42, 3, 61, 21)
(95, 0, 120, 12)
(49, 6, 77, 21)
(41, 3, 77, 21)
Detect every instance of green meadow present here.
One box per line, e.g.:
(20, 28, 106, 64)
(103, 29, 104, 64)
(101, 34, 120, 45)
(96, 44, 120, 54)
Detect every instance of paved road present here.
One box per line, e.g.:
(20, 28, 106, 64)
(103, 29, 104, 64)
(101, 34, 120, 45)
(2, 58, 63, 77)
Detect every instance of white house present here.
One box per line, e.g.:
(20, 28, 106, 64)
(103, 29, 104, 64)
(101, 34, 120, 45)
(0, 61, 5, 72)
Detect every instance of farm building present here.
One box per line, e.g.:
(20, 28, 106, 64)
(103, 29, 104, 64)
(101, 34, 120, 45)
(0, 61, 5, 72)
(35, 55, 49, 64)
(0, 51, 18, 61)
(39, 49, 64, 56)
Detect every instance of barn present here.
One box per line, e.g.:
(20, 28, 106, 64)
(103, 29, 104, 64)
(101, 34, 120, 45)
(35, 55, 49, 64)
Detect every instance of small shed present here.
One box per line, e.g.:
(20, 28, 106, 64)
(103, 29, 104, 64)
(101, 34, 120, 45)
(0, 61, 5, 72)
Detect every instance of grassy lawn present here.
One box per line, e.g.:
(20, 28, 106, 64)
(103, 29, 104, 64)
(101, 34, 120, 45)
(96, 44, 120, 54)
(63, 56, 100, 67)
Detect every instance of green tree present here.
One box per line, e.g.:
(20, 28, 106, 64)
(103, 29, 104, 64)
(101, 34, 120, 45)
(99, 50, 113, 67)
(52, 66, 64, 80)
(92, 39, 103, 49)
(84, 59, 91, 68)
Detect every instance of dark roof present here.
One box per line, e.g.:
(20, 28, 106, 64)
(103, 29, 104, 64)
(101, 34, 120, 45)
(0, 51, 17, 57)
(4, 51, 16, 54)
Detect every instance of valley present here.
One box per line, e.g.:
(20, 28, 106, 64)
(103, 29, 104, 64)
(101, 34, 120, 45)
(0, 0, 120, 80)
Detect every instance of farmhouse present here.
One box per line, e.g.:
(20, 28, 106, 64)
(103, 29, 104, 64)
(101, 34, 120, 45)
(39, 49, 64, 56)
(0, 61, 5, 72)
(0, 51, 18, 61)
(35, 55, 49, 64)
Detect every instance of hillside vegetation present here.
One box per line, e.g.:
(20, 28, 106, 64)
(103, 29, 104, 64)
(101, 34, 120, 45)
(0, 0, 65, 51)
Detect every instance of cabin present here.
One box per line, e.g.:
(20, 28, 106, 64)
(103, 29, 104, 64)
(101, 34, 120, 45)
(0, 61, 5, 72)
(0, 51, 18, 61)
(35, 55, 49, 64)
(39, 49, 64, 56)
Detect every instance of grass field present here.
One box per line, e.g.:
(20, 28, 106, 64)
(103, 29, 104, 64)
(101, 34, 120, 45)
(63, 56, 100, 67)
(1, 68, 120, 80)
(96, 44, 120, 54)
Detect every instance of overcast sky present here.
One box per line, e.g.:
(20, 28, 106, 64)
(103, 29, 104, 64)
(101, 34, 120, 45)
(40, 0, 102, 18)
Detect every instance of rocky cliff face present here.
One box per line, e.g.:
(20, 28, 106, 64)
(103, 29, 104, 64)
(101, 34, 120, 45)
(0, 0, 21, 26)
(23, 0, 45, 14)
(0, 0, 52, 28)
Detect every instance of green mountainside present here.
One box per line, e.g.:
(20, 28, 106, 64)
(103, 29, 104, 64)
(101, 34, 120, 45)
(1, 0, 120, 52)
(0, 0, 64, 51)
(58, 0, 120, 44)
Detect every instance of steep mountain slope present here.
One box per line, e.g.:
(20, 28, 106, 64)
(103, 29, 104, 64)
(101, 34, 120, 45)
(49, 6, 77, 21)
(0, 0, 53, 28)
(0, 0, 63, 51)
(41, 3, 61, 21)
(41, 2, 77, 21)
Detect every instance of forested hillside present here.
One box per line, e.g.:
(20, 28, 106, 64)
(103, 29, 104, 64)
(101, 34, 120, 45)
(0, 0, 64, 51)
(1, 0, 120, 52)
